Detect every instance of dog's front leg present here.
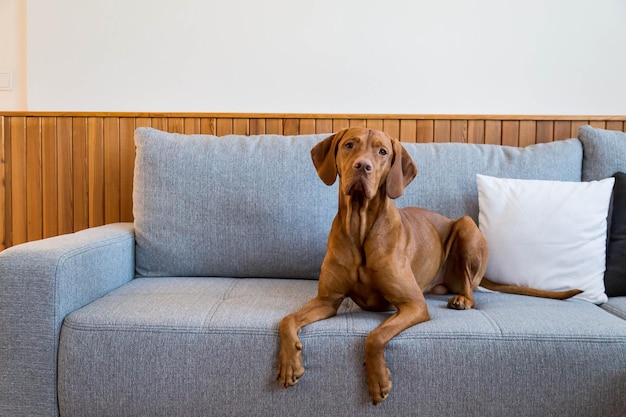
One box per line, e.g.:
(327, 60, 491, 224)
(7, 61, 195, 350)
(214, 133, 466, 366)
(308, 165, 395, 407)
(277, 295, 344, 388)
(365, 300, 430, 405)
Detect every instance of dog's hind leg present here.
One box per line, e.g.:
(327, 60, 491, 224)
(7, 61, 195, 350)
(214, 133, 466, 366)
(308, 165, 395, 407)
(443, 216, 488, 310)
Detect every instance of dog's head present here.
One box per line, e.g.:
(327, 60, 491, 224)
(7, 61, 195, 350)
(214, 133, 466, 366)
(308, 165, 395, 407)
(311, 128, 417, 200)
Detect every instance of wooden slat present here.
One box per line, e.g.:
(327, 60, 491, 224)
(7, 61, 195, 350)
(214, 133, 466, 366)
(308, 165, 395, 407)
(119, 118, 135, 223)
(536, 121, 554, 143)
(468, 120, 485, 144)
(316, 119, 332, 134)
(0, 116, 7, 250)
(519, 121, 537, 147)
(103, 117, 120, 224)
(283, 119, 299, 135)
(382, 120, 400, 140)
(88, 117, 104, 227)
(485, 121, 502, 145)
(554, 121, 572, 141)
(249, 118, 265, 135)
(233, 118, 249, 135)
(299, 119, 315, 134)
(365, 119, 383, 132)
(57, 117, 73, 235)
(416, 120, 434, 143)
(10, 117, 27, 245)
(266, 119, 283, 135)
(26, 117, 42, 241)
(399, 120, 417, 143)
(450, 120, 468, 143)
(502, 121, 519, 147)
(434, 120, 451, 143)
(41, 117, 57, 239)
(72, 117, 89, 231)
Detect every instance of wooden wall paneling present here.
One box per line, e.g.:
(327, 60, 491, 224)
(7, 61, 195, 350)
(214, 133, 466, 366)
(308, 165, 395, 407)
(57, 117, 73, 236)
(383, 119, 400, 139)
(10, 117, 26, 245)
(283, 119, 299, 135)
(315, 119, 332, 134)
(2, 113, 626, 251)
(416, 120, 434, 143)
(536, 121, 554, 143)
(332, 119, 349, 132)
(200, 118, 216, 134)
(88, 117, 105, 227)
(184, 117, 201, 134)
(400, 120, 417, 143)
(0, 117, 7, 250)
(41, 117, 58, 239)
(554, 121, 572, 141)
(365, 119, 383, 132)
(265, 119, 283, 135)
(484, 121, 502, 145)
(216, 118, 233, 136)
(450, 120, 468, 143)
(519, 121, 537, 147)
(348, 119, 367, 128)
(167, 118, 184, 133)
(502, 121, 519, 147)
(606, 121, 624, 132)
(569, 120, 586, 137)
(72, 117, 89, 232)
(103, 117, 120, 224)
(299, 119, 315, 134)
(468, 120, 485, 144)
(233, 118, 249, 135)
(26, 117, 42, 241)
(119, 118, 135, 223)
(434, 120, 451, 143)
(151, 117, 167, 132)
(249, 118, 265, 135)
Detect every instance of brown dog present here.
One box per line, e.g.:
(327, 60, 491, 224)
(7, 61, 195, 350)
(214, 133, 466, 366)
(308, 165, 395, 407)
(277, 128, 581, 405)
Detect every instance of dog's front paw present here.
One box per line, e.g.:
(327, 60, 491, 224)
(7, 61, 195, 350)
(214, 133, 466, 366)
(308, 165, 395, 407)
(365, 357, 392, 405)
(277, 340, 305, 388)
(447, 294, 474, 310)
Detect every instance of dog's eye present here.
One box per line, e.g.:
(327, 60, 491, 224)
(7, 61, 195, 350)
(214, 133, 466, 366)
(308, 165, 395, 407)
(379, 148, 388, 156)
(344, 142, 354, 149)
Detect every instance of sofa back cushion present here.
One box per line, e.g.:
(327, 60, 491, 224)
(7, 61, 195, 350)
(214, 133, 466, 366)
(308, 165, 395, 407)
(133, 128, 335, 278)
(397, 139, 583, 220)
(133, 128, 583, 279)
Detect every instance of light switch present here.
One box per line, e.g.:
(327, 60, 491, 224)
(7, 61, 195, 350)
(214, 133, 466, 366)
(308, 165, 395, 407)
(0, 72, 13, 90)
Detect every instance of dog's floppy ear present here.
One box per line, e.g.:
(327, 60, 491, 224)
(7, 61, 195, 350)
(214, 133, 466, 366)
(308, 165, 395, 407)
(386, 138, 418, 199)
(311, 130, 345, 186)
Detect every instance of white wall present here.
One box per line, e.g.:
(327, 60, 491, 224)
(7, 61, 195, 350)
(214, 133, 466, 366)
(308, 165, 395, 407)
(22, 0, 626, 114)
(0, 0, 26, 110)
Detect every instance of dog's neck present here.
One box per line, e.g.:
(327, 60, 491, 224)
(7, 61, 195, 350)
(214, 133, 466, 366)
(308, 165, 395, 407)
(338, 186, 389, 246)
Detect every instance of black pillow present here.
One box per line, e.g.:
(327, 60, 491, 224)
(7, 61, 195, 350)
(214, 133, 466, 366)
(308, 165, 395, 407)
(605, 172, 626, 296)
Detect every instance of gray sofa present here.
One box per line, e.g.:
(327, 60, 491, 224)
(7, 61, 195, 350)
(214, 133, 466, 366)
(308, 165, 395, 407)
(1, 125, 625, 417)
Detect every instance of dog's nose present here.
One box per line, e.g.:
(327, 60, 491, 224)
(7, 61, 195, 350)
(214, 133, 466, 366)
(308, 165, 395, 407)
(354, 159, 373, 173)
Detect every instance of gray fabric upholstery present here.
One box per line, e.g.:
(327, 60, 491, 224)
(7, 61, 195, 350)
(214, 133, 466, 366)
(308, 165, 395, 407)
(134, 128, 582, 278)
(397, 139, 583, 221)
(0, 223, 135, 417)
(133, 128, 335, 279)
(602, 297, 626, 320)
(59, 278, 626, 417)
(579, 125, 626, 181)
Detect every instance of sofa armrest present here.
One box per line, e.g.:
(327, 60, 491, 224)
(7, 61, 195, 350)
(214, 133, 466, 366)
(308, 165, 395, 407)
(0, 223, 135, 417)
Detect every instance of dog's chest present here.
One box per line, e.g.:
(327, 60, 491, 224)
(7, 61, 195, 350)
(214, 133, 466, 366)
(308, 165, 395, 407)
(347, 265, 394, 312)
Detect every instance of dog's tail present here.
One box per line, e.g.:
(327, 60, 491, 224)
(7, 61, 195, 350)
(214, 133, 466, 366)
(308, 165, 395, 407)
(479, 277, 582, 300)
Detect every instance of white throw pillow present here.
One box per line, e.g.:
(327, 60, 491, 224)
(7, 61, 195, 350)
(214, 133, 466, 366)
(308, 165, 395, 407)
(476, 174, 615, 304)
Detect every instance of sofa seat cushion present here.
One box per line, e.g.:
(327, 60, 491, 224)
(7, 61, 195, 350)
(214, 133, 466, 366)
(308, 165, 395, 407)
(58, 278, 626, 417)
